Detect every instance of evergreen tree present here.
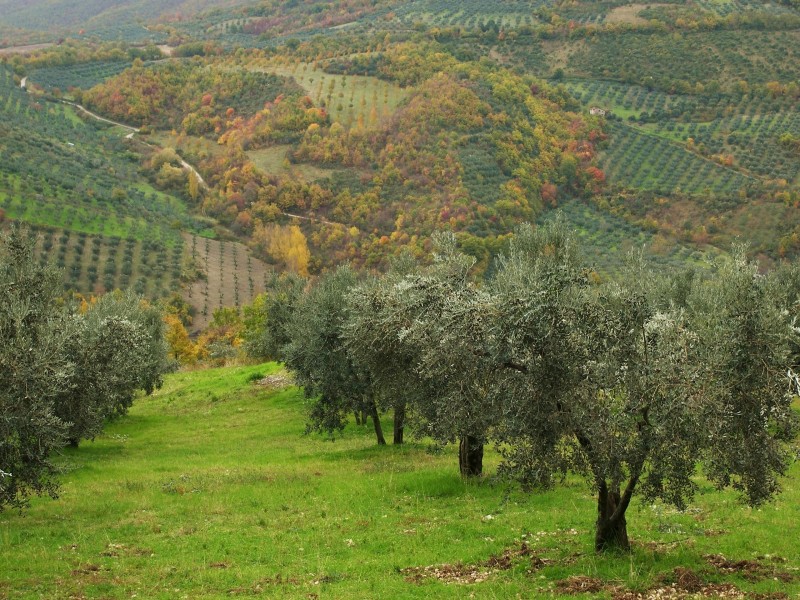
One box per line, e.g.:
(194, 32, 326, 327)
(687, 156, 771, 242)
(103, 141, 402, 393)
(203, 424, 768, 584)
(0, 226, 70, 511)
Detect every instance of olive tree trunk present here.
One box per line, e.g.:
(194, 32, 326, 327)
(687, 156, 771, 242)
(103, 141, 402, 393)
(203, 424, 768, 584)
(393, 402, 405, 445)
(369, 400, 386, 446)
(594, 480, 634, 552)
(458, 435, 484, 477)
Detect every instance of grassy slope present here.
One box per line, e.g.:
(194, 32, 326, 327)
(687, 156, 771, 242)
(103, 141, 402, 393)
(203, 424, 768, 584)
(1, 364, 798, 599)
(244, 61, 409, 130)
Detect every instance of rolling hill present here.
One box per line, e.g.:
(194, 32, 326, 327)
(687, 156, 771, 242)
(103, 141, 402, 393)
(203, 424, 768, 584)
(2, 0, 800, 318)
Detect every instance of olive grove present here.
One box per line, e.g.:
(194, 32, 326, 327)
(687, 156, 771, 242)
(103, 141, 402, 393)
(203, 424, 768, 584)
(273, 219, 798, 551)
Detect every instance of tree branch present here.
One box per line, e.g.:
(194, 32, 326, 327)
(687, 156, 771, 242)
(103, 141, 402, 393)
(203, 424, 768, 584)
(610, 469, 641, 524)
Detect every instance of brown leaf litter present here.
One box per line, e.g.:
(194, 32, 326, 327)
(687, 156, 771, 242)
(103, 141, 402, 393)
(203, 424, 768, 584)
(401, 541, 548, 584)
(555, 560, 793, 599)
(256, 372, 293, 390)
(704, 554, 795, 583)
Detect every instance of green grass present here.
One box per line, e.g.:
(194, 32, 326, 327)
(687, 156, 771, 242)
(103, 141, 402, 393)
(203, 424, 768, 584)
(248, 61, 408, 129)
(246, 146, 338, 182)
(1, 363, 798, 598)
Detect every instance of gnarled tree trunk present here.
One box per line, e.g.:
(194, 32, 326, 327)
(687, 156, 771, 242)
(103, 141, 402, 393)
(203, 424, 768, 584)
(393, 402, 405, 445)
(369, 400, 386, 446)
(458, 435, 484, 477)
(595, 481, 631, 552)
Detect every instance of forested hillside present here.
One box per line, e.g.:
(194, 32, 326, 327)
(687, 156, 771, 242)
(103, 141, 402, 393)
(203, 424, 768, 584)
(2, 0, 800, 312)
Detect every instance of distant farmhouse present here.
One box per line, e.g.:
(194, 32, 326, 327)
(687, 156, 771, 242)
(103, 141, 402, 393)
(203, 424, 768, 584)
(589, 107, 606, 116)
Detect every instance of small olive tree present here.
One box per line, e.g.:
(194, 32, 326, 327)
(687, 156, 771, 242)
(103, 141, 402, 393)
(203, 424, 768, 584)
(242, 272, 306, 361)
(284, 266, 387, 444)
(346, 235, 496, 469)
(56, 292, 171, 446)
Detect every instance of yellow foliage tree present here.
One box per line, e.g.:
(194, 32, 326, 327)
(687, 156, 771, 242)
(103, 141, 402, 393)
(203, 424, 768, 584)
(164, 314, 200, 365)
(252, 223, 311, 276)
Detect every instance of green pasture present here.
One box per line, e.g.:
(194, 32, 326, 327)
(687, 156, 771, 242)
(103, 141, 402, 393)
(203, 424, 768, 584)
(1, 363, 798, 599)
(252, 61, 408, 129)
(246, 145, 337, 182)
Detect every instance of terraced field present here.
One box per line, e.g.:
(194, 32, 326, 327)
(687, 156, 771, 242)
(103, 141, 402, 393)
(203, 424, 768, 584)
(0, 65, 207, 300)
(599, 122, 753, 196)
(183, 233, 272, 332)
(549, 198, 719, 275)
(563, 79, 698, 121)
(29, 60, 134, 92)
(566, 30, 800, 90)
(248, 60, 408, 129)
(29, 225, 184, 297)
(382, 0, 546, 29)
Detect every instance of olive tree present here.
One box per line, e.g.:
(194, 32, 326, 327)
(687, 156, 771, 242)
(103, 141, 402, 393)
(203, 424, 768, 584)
(487, 223, 797, 551)
(346, 235, 495, 467)
(242, 272, 306, 361)
(345, 266, 425, 446)
(56, 292, 171, 447)
(284, 266, 386, 444)
(0, 226, 70, 510)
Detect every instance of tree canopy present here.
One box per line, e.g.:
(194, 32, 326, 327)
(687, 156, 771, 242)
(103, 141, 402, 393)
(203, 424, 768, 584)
(0, 227, 171, 511)
(272, 219, 799, 551)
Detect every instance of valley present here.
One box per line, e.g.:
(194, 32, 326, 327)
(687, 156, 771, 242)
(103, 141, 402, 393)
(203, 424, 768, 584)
(1, 3, 800, 596)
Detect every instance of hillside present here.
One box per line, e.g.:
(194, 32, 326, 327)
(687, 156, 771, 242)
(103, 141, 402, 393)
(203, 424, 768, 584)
(0, 364, 797, 598)
(0, 64, 270, 317)
(2, 0, 800, 315)
(0, 0, 248, 42)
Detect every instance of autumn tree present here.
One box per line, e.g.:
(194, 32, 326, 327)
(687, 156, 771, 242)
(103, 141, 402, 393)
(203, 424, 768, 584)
(164, 313, 201, 365)
(198, 307, 243, 365)
(252, 223, 311, 276)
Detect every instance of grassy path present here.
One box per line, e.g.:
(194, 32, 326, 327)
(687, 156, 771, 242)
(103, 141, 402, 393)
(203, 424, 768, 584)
(1, 364, 798, 598)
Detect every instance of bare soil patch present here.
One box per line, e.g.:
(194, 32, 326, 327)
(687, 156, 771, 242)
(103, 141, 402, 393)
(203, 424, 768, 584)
(605, 4, 671, 25)
(0, 43, 54, 55)
(182, 233, 271, 332)
(256, 372, 294, 390)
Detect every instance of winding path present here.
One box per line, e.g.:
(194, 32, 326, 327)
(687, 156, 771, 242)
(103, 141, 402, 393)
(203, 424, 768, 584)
(178, 158, 209, 191)
(60, 100, 140, 133)
(51, 97, 209, 191)
(281, 212, 344, 227)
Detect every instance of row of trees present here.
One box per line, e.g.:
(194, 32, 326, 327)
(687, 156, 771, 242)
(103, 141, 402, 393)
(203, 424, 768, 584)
(0, 226, 171, 511)
(254, 219, 799, 552)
